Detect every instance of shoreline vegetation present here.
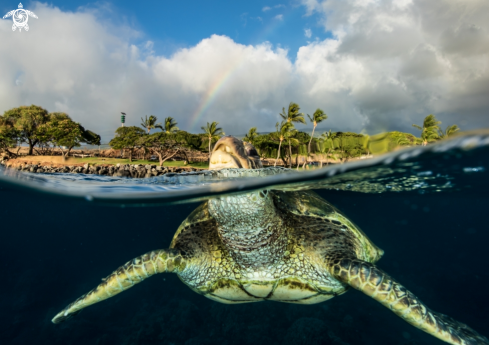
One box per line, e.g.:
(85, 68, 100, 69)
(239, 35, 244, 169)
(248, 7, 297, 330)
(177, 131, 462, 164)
(0, 104, 460, 176)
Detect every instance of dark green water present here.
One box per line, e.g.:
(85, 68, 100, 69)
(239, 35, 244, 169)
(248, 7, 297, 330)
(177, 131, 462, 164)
(1, 134, 488, 345)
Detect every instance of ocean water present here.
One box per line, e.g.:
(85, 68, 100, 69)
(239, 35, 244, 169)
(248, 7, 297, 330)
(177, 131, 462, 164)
(1, 133, 488, 345)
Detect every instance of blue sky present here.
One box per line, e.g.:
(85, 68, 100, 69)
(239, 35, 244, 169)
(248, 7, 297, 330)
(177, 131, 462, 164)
(14, 1, 329, 59)
(1, 0, 488, 141)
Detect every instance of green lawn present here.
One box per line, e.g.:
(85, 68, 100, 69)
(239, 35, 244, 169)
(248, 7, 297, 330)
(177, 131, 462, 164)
(71, 157, 323, 170)
(71, 157, 209, 169)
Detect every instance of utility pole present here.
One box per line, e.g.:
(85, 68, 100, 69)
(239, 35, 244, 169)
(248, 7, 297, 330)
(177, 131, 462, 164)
(120, 112, 126, 158)
(120, 112, 126, 127)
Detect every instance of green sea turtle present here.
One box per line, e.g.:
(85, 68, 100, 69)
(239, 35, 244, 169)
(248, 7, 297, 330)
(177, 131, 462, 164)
(52, 136, 488, 345)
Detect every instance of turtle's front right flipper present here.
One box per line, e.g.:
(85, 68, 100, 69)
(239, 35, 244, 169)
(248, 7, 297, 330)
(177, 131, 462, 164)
(52, 249, 186, 324)
(327, 257, 488, 345)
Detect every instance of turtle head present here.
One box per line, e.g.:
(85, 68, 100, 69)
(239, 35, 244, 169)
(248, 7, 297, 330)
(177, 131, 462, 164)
(209, 136, 262, 170)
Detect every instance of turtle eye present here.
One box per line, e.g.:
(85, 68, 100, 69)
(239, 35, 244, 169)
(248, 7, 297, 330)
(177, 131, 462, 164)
(259, 191, 268, 199)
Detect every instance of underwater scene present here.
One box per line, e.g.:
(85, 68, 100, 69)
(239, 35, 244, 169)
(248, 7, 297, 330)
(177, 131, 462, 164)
(0, 133, 488, 345)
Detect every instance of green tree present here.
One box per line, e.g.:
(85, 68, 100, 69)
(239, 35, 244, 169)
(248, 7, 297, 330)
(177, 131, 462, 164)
(438, 124, 460, 139)
(176, 131, 206, 153)
(243, 127, 258, 145)
(37, 113, 101, 160)
(249, 133, 279, 162)
(139, 132, 186, 166)
(279, 102, 305, 167)
(82, 129, 101, 146)
(158, 117, 180, 134)
(109, 126, 146, 162)
(317, 138, 330, 167)
(393, 133, 412, 147)
(306, 108, 327, 163)
(320, 130, 333, 143)
(39, 119, 83, 160)
(279, 102, 306, 125)
(271, 121, 293, 167)
(412, 114, 441, 146)
(140, 115, 161, 134)
(3, 105, 50, 155)
(201, 122, 225, 161)
(320, 131, 334, 166)
(0, 115, 21, 157)
(285, 129, 300, 169)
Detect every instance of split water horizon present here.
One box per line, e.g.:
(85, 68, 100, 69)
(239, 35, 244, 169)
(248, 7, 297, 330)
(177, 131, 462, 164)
(1, 132, 488, 345)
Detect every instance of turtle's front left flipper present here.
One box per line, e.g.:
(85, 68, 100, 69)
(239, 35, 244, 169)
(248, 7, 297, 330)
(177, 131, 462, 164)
(52, 249, 186, 324)
(326, 257, 488, 345)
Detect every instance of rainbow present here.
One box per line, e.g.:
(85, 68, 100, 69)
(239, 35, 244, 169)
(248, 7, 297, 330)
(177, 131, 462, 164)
(187, 56, 242, 131)
(187, 12, 288, 131)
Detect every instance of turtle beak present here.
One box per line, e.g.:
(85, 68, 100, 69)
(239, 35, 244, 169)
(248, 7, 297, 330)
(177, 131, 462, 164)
(209, 136, 262, 170)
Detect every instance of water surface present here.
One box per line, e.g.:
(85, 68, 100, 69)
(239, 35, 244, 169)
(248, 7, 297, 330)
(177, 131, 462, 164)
(1, 133, 488, 345)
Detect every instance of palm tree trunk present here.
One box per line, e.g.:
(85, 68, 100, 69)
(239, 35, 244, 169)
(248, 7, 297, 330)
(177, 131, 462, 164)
(208, 138, 211, 162)
(289, 140, 292, 169)
(281, 156, 287, 166)
(308, 125, 316, 164)
(274, 140, 282, 167)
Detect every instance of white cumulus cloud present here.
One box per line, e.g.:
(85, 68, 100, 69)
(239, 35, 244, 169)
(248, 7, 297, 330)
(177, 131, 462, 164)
(0, 3, 293, 141)
(304, 28, 312, 38)
(296, 0, 489, 132)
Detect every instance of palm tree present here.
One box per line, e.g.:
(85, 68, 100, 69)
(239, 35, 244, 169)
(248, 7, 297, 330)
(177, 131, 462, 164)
(140, 115, 161, 134)
(279, 102, 306, 124)
(321, 130, 332, 142)
(279, 102, 305, 167)
(283, 126, 299, 169)
(317, 138, 330, 168)
(438, 124, 460, 139)
(306, 108, 327, 163)
(243, 127, 258, 145)
(201, 121, 225, 161)
(320, 131, 333, 166)
(412, 114, 441, 146)
(157, 117, 180, 134)
(394, 134, 411, 147)
(272, 121, 293, 167)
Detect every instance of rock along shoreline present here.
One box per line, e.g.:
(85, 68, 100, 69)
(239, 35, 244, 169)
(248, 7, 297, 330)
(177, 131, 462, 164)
(0, 159, 204, 178)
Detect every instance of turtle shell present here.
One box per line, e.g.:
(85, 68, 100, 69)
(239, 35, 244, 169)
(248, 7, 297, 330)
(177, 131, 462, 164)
(169, 189, 383, 304)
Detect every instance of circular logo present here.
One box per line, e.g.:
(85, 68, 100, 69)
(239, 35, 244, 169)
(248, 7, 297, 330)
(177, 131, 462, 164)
(13, 9, 28, 27)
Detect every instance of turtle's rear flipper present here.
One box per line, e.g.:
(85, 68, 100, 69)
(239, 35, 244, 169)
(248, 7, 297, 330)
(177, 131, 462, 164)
(52, 249, 185, 324)
(327, 257, 489, 345)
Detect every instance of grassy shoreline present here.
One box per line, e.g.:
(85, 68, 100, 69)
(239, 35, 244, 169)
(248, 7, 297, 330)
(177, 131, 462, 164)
(3, 156, 210, 169)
